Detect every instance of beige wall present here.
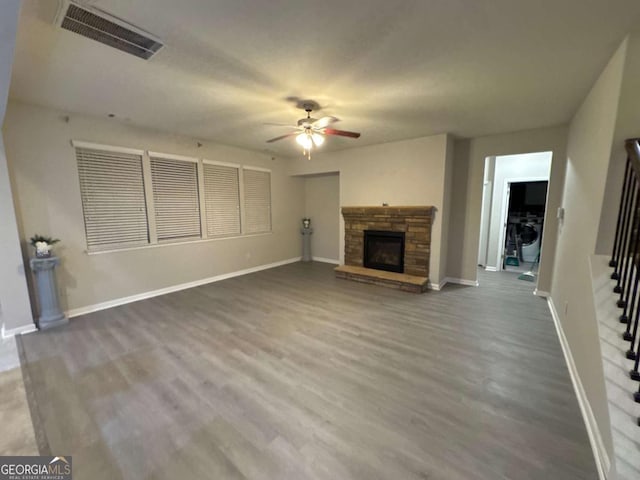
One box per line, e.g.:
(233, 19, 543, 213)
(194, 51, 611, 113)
(550, 38, 629, 466)
(304, 174, 340, 262)
(289, 134, 451, 285)
(3, 101, 305, 313)
(0, 1, 33, 333)
(597, 32, 640, 255)
(448, 125, 568, 293)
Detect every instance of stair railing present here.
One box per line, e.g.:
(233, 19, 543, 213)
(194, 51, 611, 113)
(609, 138, 640, 424)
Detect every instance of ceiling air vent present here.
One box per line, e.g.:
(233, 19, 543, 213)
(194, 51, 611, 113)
(56, 2, 163, 60)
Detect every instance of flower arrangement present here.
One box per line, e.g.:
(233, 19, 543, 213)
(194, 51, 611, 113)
(30, 234, 60, 258)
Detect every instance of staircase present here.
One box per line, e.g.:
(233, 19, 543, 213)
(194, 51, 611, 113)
(605, 138, 640, 479)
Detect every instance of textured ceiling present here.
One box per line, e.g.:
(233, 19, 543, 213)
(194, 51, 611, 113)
(9, 0, 640, 157)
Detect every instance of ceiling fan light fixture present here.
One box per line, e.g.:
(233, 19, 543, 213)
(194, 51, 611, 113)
(296, 132, 313, 149)
(311, 133, 324, 146)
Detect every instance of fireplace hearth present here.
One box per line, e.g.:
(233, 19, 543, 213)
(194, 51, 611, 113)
(364, 230, 405, 273)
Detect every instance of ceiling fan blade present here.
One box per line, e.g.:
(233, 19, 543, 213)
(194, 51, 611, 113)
(266, 132, 299, 143)
(312, 116, 339, 129)
(323, 128, 361, 139)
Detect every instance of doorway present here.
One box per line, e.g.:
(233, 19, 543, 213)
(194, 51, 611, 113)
(500, 180, 548, 272)
(477, 151, 552, 281)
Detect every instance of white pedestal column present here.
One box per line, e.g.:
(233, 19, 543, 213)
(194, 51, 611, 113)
(301, 227, 313, 262)
(29, 257, 67, 330)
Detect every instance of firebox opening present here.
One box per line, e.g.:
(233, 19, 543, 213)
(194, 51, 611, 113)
(363, 230, 405, 273)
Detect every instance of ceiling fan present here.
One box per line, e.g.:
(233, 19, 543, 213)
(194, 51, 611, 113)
(266, 103, 361, 159)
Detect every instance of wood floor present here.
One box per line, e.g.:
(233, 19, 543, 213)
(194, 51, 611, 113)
(18, 262, 598, 480)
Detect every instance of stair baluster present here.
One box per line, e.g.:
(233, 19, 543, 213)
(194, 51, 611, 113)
(611, 159, 631, 270)
(615, 175, 638, 307)
(613, 158, 634, 283)
(627, 311, 640, 361)
(620, 204, 640, 325)
(632, 344, 640, 381)
(609, 139, 640, 429)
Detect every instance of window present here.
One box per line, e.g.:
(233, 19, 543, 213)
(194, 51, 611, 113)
(203, 161, 241, 237)
(74, 142, 272, 252)
(75, 144, 149, 250)
(149, 154, 201, 241)
(243, 167, 272, 234)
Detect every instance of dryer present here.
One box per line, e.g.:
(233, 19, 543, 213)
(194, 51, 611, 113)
(521, 221, 541, 263)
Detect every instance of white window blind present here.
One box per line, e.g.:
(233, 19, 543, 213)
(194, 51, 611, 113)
(150, 156, 202, 241)
(203, 162, 241, 237)
(243, 168, 271, 234)
(76, 147, 149, 250)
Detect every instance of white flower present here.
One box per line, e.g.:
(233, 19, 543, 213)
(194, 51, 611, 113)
(35, 241, 51, 253)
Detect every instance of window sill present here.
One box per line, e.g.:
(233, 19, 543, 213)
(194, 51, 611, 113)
(86, 231, 273, 255)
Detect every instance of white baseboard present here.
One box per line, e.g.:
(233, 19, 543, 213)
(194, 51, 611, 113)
(446, 277, 480, 287)
(66, 257, 302, 318)
(430, 277, 480, 290)
(485, 266, 498, 272)
(534, 289, 550, 297)
(546, 297, 611, 480)
(1, 323, 38, 339)
(312, 257, 340, 265)
(429, 278, 448, 291)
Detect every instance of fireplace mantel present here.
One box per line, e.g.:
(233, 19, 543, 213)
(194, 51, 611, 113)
(336, 206, 434, 292)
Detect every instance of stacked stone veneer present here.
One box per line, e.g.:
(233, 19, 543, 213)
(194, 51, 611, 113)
(342, 206, 434, 278)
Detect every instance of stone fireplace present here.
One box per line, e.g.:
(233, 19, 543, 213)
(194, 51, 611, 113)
(335, 206, 434, 293)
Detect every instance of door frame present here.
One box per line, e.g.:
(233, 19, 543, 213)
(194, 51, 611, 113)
(477, 179, 493, 267)
(496, 176, 549, 271)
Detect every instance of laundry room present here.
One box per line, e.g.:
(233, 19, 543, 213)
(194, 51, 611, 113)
(477, 151, 552, 278)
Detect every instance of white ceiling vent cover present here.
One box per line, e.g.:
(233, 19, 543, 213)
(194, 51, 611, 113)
(56, 2, 163, 60)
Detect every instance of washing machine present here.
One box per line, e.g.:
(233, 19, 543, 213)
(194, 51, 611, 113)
(520, 221, 542, 263)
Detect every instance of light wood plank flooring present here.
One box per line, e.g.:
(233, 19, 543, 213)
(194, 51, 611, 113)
(18, 262, 597, 479)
